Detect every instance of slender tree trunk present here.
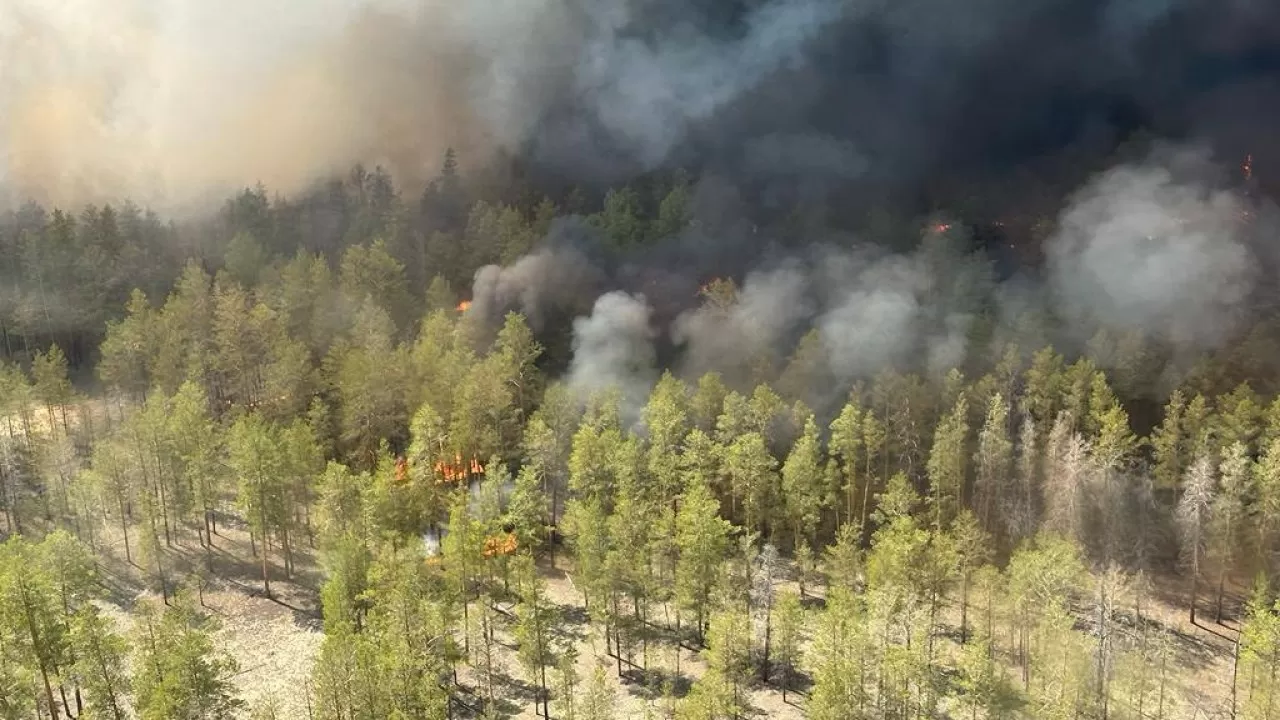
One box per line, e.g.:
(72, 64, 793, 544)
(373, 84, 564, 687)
(1157, 642, 1168, 720)
(283, 522, 293, 579)
(153, 457, 172, 548)
(39, 664, 59, 720)
(0, 461, 11, 534)
(1216, 565, 1229, 625)
(118, 496, 132, 564)
(260, 529, 272, 596)
(1230, 634, 1240, 720)
(21, 588, 59, 720)
(1190, 571, 1199, 625)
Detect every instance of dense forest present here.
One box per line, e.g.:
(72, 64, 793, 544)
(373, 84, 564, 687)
(1, 142, 1280, 720)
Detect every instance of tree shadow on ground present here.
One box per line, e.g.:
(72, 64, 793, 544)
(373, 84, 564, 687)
(619, 665, 693, 700)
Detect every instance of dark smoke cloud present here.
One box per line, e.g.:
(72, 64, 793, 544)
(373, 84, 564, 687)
(469, 218, 606, 330)
(9, 0, 1280, 214)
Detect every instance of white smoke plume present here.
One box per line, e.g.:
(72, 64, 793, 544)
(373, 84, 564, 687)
(1047, 149, 1257, 355)
(567, 291, 657, 422)
(667, 229, 992, 400)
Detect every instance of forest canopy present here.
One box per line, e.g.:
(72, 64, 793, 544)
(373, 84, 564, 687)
(7, 0, 1280, 718)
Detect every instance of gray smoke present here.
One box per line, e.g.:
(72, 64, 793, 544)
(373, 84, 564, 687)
(553, 0, 847, 168)
(672, 262, 813, 384)
(668, 227, 991, 398)
(469, 218, 605, 329)
(567, 291, 657, 422)
(818, 260, 924, 381)
(1047, 148, 1257, 355)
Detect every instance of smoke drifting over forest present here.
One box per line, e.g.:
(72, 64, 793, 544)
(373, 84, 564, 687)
(8, 0, 1280, 414)
(466, 147, 1276, 418)
(6, 0, 1280, 211)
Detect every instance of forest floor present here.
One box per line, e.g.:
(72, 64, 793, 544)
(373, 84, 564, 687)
(12, 399, 1251, 717)
(84, 506, 1247, 720)
(91, 513, 325, 719)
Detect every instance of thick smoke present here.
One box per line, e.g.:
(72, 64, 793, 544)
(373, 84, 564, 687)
(0, 0, 845, 210)
(9, 0, 1280, 212)
(1, 0, 478, 211)
(469, 218, 606, 329)
(1047, 148, 1257, 354)
(566, 291, 657, 422)
(666, 228, 992, 401)
(543, 145, 1270, 411)
(672, 263, 813, 385)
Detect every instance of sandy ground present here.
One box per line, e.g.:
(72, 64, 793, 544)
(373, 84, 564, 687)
(83, 507, 1247, 720)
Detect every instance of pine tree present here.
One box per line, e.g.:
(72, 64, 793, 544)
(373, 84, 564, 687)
(1255, 437, 1280, 581)
(975, 393, 1013, 538)
(69, 606, 130, 720)
(580, 663, 617, 720)
(702, 608, 753, 719)
(807, 587, 872, 720)
(514, 555, 558, 717)
(1211, 443, 1250, 623)
(957, 628, 1023, 720)
(675, 475, 731, 645)
(0, 536, 65, 719)
(781, 414, 824, 549)
(822, 521, 863, 593)
(1240, 585, 1280, 720)
(1152, 389, 1187, 493)
(771, 590, 804, 702)
(829, 399, 864, 526)
(131, 598, 242, 720)
(227, 414, 286, 596)
(720, 432, 777, 538)
(32, 344, 74, 436)
(927, 396, 969, 532)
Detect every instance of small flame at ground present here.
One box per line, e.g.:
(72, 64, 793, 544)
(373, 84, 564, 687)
(457, 300, 471, 312)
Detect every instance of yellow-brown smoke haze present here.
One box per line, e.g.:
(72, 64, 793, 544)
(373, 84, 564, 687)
(1, 0, 488, 212)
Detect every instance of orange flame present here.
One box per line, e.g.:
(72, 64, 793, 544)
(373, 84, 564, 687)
(483, 532, 518, 558)
(457, 300, 472, 312)
(931, 222, 952, 233)
(432, 453, 486, 483)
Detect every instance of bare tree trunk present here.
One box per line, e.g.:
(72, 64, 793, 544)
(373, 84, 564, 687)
(1190, 572, 1199, 625)
(1216, 566, 1229, 625)
(1230, 634, 1240, 720)
(118, 496, 132, 564)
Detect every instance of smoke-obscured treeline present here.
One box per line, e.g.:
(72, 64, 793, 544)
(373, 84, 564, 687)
(4, 140, 1280, 405)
